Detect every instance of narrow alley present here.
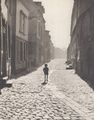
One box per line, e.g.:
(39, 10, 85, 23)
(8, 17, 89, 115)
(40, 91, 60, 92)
(1, 0, 94, 120)
(0, 59, 94, 120)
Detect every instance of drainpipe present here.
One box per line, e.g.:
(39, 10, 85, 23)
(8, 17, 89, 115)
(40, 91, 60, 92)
(0, 0, 1, 78)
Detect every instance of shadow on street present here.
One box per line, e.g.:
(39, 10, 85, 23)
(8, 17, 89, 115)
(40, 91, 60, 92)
(41, 82, 48, 86)
(13, 68, 37, 80)
(77, 74, 94, 91)
(0, 79, 12, 94)
(86, 81, 94, 91)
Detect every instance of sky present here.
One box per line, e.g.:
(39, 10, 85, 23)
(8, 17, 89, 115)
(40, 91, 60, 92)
(34, 0, 74, 49)
(1, 0, 74, 49)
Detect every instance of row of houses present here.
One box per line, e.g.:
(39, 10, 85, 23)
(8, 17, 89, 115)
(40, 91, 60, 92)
(0, 0, 54, 79)
(67, 0, 94, 83)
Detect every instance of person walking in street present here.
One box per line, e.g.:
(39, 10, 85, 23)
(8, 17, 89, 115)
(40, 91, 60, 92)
(43, 64, 49, 84)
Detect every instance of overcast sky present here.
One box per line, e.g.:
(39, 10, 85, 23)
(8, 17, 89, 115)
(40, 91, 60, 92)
(34, 0, 74, 49)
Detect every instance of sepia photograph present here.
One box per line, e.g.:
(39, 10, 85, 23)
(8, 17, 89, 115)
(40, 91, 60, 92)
(0, 0, 94, 119)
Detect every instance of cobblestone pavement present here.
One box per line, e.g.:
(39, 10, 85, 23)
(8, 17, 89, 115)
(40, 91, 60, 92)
(48, 59, 94, 119)
(0, 59, 93, 120)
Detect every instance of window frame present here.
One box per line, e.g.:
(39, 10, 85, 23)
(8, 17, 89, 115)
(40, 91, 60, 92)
(19, 10, 26, 35)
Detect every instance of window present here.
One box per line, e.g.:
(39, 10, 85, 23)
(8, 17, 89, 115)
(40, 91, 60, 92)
(37, 21, 41, 38)
(28, 42, 32, 55)
(20, 41, 23, 61)
(24, 43, 26, 60)
(19, 11, 26, 34)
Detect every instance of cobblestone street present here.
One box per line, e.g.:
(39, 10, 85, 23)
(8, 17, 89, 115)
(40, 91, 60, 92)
(0, 59, 94, 120)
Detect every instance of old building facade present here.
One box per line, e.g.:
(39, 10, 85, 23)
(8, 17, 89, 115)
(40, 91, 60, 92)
(15, 0, 29, 73)
(28, 1, 54, 71)
(0, 0, 54, 78)
(6, 0, 30, 75)
(0, 14, 7, 78)
(67, 0, 94, 82)
(0, 0, 8, 78)
(28, 1, 46, 70)
(44, 30, 54, 62)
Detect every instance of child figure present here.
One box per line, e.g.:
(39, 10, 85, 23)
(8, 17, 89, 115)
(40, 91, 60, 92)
(43, 64, 49, 83)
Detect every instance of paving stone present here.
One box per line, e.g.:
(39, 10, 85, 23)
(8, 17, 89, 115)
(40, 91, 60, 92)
(53, 116, 63, 120)
(0, 59, 88, 120)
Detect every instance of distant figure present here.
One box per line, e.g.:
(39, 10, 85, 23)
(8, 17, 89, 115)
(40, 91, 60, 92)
(43, 64, 49, 83)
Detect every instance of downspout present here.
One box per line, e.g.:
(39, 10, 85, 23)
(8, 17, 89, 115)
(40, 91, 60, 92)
(0, 0, 1, 78)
